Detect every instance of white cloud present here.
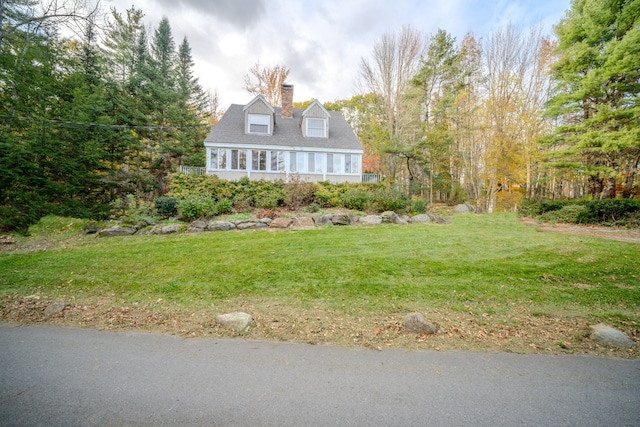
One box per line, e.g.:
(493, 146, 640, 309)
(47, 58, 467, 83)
(104, 0, 570, 108)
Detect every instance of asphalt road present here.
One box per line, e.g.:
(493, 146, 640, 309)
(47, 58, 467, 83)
(1, 324, 638, 426)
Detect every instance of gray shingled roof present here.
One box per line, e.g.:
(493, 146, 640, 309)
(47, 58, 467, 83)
(204, 104, 363, 151)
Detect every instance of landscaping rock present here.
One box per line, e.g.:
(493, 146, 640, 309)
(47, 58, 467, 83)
(160, 224, 182, 234)
(332, 213, 358, 225)
(0, 235, 16, 244)
(259, 218, 272, 225)
(44, 300, 66, 316)
(398, 215, 410, 224)
(292, 217, 315, 229)
(454, 204, 473, 213)
(216, 312, 253, 332)
(590, 323, 636, 348)
(235, 221, 268, 230)
(381, 211, 407, 224)
(359, 215, 382, 225)
(311, 214, 333, 226)
(207, 221, 236, 231)
(431, 215, 452, 224)
(270, 218, 293, 229)
(98, 226, 136, 237)
(409, 214, 431, 224)
(187, 220, 208, 233)
(403, 312, 438, 334)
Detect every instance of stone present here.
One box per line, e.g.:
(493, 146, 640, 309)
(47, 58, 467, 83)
(207, 221, 236, 231)
(454, 204, 471, 213)
(160, 224, 182, 234)
(359, 215, 382, 225)
(0, 235, 17, 244)
(590, 323, 635, 348)
(292, 217, 315, 229)
(403, 312, 438, 334)
(311, 214, 333, 226)
(44, 300, 66, 316)
(270, 218, 293, 229)
(236, 221, 268, 230)
(216, 312, 253, 332)
(259, 218, 272, 225)
(381, 211, 407, 224)
(431, 215, 452, 224)
(187, 220, 208, 232)
(409, 214, 431, 224)
(331, 214, 353, 225)
(398, 215, 410, 224)
(98, 226, 136, 237)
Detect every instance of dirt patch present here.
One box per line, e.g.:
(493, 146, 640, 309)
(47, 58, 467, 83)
(520, 217, 640, 243)
(1, 294, 637, 358)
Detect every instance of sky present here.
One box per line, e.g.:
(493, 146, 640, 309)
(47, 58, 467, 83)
(103, 0, 571, 109)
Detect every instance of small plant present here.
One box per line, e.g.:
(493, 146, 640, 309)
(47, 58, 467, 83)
(538, 204, 586, 224)
(305, 203, 321, 213)
(215, 199, 233, 215)
(178, 194, 218, 220)
(410, 197, 427, 214)
(340, 189, 373, 211)
(154, 197, 179, 218)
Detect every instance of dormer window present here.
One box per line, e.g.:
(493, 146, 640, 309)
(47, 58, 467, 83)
(248, 114, 270, 134)
(306, 118, 327, 138)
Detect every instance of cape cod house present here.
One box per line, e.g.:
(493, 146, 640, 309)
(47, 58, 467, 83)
(203, 85, 364, 183)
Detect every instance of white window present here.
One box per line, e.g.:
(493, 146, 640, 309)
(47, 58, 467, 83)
(211, 149, 227, 169)
(248, 114, 270, 134)
(270, 151, 285, 172)
(306, 118, 326, 138)
(308, 153, 322, 173)
(230, 150, 247, 170)
(290, 152, 306, 172)
(252, 150, 267, 171)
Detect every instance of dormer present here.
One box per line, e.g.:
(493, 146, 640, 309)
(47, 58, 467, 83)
(301, 99, 330, 138)
(243, 94, 275, 136)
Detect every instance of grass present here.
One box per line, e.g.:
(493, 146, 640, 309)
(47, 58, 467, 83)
(1, 213, 638, 355)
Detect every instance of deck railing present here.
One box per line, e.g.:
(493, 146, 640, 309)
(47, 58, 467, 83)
(179, 165, 206, 176)
(362, 173, 381, 183)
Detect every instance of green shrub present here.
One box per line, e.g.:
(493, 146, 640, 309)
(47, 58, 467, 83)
(283, 178, 317, 210)
(576, 199, 640, 225)
(538, 204, 586, 224)
(154, 196, 179, 218)
(178, 194, 218, 220)
(215, 199, 233, 215)
(340, 189, 373, 211)
(255, 190, 284, 209)
(410, 197, 427, 214)
(372, 187, 409, 213)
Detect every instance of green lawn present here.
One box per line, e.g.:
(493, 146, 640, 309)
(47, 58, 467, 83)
(1, 213, 638, 324)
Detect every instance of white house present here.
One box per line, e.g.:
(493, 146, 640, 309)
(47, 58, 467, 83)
(203, 84, 364, 183)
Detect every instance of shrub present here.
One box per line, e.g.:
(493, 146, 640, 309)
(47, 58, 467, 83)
(255, 190, 284, 209)
(178, 194, 218, 221)
(576, 199, 640, 225)
(410, 197, 427, 214)
(370, 187, 409, 213)
(538, 204, 586, 224)
(154, 196, 179, 218)
(283, 177, 317, 210)
(340, 189, 373, 211)
(215, 199, 233, 215)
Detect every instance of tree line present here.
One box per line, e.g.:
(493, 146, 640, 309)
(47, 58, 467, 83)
(1, 1, 210, 231)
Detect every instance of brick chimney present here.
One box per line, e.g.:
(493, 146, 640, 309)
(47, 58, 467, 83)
(281, 84, 293, 118)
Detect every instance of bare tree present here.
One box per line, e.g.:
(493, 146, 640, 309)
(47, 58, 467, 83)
(358, 25, 427, 181)
(243, 62, 290, 106)
(207, 87, 224, 125)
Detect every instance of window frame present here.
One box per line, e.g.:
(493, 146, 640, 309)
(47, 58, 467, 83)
(247, 113, 271, 135)
(306, 117, 327, 138)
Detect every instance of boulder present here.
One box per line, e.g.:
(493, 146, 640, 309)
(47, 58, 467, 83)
(259, 218, 273, 225)
(98, 226, 136, 237)
(292, 216, 315, 229)
(454, 204, 471, 213)
(160, 224, 182, 234)
(331, 213, 358, 225)
(207, 221, 236, 231)
(187, 220, 208, 233)
(381, 211, 407, 224)
(409, 214, 431, 224)
(311, 214, 333, 226)
(44, 300, 66, 316)
(216, 312, 253, 332)
(590, 324, 636, 348)
(359, 215, 382, 225)
(431, 215, 452, 224)
(235, 221, 268, 230)
(402, 312, 438, 334)
(270, 218, 293, 229)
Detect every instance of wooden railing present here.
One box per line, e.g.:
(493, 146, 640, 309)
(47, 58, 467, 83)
(179, 165, 206, 176)
(362, 173, 381, 183)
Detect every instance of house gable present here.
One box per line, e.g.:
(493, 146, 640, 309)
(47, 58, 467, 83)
(301, 99, 330, 138)
(243, 95, 275, 136)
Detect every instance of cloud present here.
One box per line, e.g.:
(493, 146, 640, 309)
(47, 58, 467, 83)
(151, 0, 267, 29)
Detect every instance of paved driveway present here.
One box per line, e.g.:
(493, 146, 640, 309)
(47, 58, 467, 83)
(1, 324, 638, 426)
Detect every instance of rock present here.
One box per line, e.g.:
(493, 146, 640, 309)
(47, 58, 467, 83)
(431, 215, 452, 224)
(359, 215, 382, 225)
(292, 217, 315, 229)
(331, 213, 358, 225)
(381, 211, 406, 224)
(160, 224, 182, 234)
(187, 220, 208, 233)
(454, 204, 471, 213)
(236, 221, 268, 230)
(590, 323, 636, 348)
(270, 218, 293, 229)
(0, 235, 17, 244)
(44, 300, 66, 316)
(403, 312, 438, 334)
(311, 214, 333, 226)
(207, 221, 236, 231)
(98, 226, 136, 237)
(409, 214, 431, 224)
(216, 312, 253, 332)
(259, 218, 272, 225)
(398, 215, 410, 224)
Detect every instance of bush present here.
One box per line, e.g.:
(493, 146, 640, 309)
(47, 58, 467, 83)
(255, 190, 284, 209)
(371, 187, 409, 213)
(538, 204, 586, 224)
(410, 197, 427, 214)
(283, 177, 317, 210)
(576, 199, 640, 225)
(340, 189, 373, 211)
(215, 199, 233, 215)
(154, 196, 179, 218)
(178, 194, 218, 221)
